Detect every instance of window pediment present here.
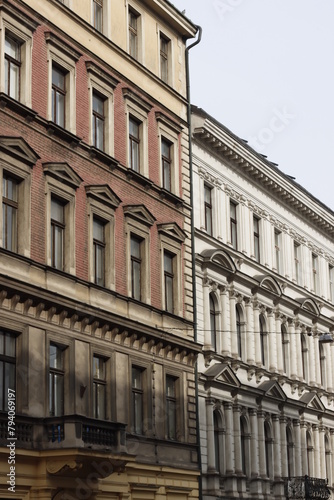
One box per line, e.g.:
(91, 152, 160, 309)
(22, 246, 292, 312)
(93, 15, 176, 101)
(301, 298, 320, 315)
(0, 136, 39, 166)
(123, 204, 155, 226)
(252, 275, 282, 296)
(43, 162, 82, 189)
(86, 184, 122, 209)
(203, 362, 240, 388)
(258, 380, 286, 402)
(300, 392, 325, 412)
(201, 249, 236, 273)
(157, 222, 186, 243)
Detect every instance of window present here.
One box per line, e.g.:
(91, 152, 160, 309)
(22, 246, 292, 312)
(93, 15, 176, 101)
(307, 431, 313, 476)
(4, 35, 21, 100)
(129, 117, 140, 172)
(281, 324, 289, 375)
(294, 242, 301, 285)
(93, 217, 105, 286)
(92, 92, 105, 151)
(45, 32, 79, 134)
(2, 176, 18, 252)
(51, 65, 66, 128)
(160, 34, 169, 84)
(132, 366, 143, 434)
(213, 411, 221, 472)
(286, 427, 294, 478)
(50, 197, 65, 270)
(164, 250, 175, 313)
(329, 265, 334, 302)
(93, 0, 103, 32)
(253, 216, 260, 262)
(274, 229, 282, 273)
(130, 234, 143, 300)
(0, 330, 15, 412)
(166, 375, 177, 440)
(93, 355, 106, 419)
(240, 417, 247, 475)
(312, 253, 319, 294)
(259, 314, 267, 367)
(230, 201, 237, 249)
(236, 305, 242, 358)
(319, 342, 326, 388)
(87, 62, 118, 157)
(49, 344, 64, 416)
(264, 422, 272, 478)
(301, 333, 308, 381)
(209, 294, 217, 351)
(161, 138, 172, 191)
(204, 184, 213, 235)
(128, 8, 139, 59)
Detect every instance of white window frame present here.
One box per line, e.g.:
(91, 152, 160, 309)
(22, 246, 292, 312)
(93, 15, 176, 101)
(45, 32, 80, 135)
(156, 113, 181, 196)
(0, 6, 37, 107)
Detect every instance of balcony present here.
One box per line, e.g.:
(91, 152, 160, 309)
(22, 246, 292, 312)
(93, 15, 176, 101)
(285, 476, 331, 499)
(0, 413, 127, 453)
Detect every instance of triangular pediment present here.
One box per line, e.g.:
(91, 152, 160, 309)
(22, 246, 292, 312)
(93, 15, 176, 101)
(204, 363, 240, 388)
(258, 380, 286, 401)
(43, 162, 82, 189)
(0, 136, 40, 166)
(157, 223, 186, 242)
(123, 204, 155, 226)
(86, 184, 122, 209)
(300, 392, 325, 412)
(201, 249, 236, 272)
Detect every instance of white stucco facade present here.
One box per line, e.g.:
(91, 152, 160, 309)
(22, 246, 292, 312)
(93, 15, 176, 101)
(192, 105, 334, 499)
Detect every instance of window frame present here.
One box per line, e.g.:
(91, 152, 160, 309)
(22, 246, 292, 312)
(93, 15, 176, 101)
(274, 229, 282, 274)
(230, 200, 238, 250)
(92, 216, 106, 287)
(4, 34, 21, 100)
(294, 241, 301, 285)
(204, 184, 213, 236)
(2, 174, 18, 252)
(159, 30, 172, 85)
(329, 264, 334, 302)
(86, 62, 118, 157)
(92, 354, 107, 419)
(156, 113, 181, 196)
(0, 329, 16, 412)
(312, 253, 319, 294)
(92, 90, 106, 151)
(45, 32, 80, 135)
(253, 215, 260, 262)
(131, 365, 144, 434)
(49, 342, 65, 417)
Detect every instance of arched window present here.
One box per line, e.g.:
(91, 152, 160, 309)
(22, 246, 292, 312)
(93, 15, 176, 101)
(286, 426, 294, 478)
(264, 421, 272, 478)
(301, 333, 308, 382)
(281, 323, 289, 374)
(209, 294, 217, 351)
(307, 431, 313, 476)
(236, 305, 242, 358)
(259, 314, 267, 367)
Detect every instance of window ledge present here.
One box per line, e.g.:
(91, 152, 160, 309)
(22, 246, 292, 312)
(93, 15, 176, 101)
(159, 188, 184, 208)
(89, 146, 119, 170)
(46, 121, 81, 147)
(0, 93, 37, 122)
(125, 168, 154, 190)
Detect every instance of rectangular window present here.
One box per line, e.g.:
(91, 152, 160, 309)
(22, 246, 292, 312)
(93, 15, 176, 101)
(294, 242, 301, 285)
(166, 375, 176, 440)
(51, 197, 65, 270)
(275, 230, 282, 273)
(160, 34, 169, 84)
(312, 253, 319, 294)
(129, 117, 140, 172)
(93, 0, 103, 32)
(52, 65, 66, 128)
(92, 92, 105, 151)
(204, 184, 213, 236)
(131, 235, 142, 301)
(230, 201, 237, 249)
(132, 366, 143, 434)
(0, 330, 16, 412)
(161, 138, 171, 191)
(5, 35, 21, 100)
(49, 344, 64, 416)
(253, 216, 260, 262)
(93, 355, 106, 419)
(2, 176, 18, 252)
(93, 217, 105, 286)
(129, 8, 139, 59)
(329, 265, 334, 302)
(164, 251, 174, 313)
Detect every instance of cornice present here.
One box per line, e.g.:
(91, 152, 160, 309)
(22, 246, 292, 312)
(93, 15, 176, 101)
(193, 123, 334, 239)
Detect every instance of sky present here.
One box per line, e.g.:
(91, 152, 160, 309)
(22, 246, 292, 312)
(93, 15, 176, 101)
(170, 0, 334, 212)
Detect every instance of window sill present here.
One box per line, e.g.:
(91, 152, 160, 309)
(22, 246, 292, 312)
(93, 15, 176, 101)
(0, 93, 37, 122)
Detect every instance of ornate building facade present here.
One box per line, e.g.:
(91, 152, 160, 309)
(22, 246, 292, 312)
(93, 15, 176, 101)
(192, 106, 334, 499)
(0, 1, 200, 498)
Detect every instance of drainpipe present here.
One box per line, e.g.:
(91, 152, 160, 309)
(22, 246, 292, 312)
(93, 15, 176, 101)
(185, 24, 202, 500)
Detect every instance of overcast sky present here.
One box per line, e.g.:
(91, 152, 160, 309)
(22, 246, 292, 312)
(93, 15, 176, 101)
(171, 0, 334, 212)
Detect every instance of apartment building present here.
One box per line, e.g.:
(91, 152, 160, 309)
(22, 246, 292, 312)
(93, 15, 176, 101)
(192, 105, 334, 500)
(0, 1, 200, 498)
